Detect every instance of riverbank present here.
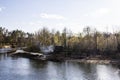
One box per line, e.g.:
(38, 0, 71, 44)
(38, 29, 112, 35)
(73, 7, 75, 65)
(66, 59, 120, 64)
(12, 54, 120, 64)
(5, 49, 119, 64)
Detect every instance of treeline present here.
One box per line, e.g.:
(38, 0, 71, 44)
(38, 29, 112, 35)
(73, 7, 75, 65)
(1, 26, 120, 58)
(34, 27, 120, 58)
(0, 27, 34, 48)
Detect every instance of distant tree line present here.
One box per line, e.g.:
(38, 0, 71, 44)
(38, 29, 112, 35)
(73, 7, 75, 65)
(34, 27, 120, 58)
(1, 26, 120, 58)
(0, 27, 34, 48)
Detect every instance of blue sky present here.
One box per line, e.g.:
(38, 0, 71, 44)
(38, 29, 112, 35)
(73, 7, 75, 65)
(0, 0, 120, 33)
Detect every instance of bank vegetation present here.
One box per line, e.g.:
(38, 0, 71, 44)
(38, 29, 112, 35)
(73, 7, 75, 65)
(0, 26, 120, 59)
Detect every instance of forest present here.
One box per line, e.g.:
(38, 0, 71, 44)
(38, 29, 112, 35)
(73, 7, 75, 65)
(0, 26, 120, 59)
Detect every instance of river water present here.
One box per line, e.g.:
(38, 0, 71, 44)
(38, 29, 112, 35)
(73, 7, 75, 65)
(0, 53, 120, 80)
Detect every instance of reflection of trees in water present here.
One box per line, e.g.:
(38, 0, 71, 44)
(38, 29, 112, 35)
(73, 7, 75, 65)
(96, 64, 120, 80)
(64, 62, 120, 80)
(65, 61, 86, 80)
(0, 53, 8, 60)
(65, 61, 97, 80)
(29, 59, 48, 69)
(111, 64, 120, 69)
(78, 63, 97, 80)
(46, 61, 65, 80)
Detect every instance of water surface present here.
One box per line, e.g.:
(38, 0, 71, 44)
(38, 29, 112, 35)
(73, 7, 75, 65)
(0, 53, 120, 80)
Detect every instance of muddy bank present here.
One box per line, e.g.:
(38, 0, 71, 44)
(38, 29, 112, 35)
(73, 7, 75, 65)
(9, 50, 120, 64)
(67, 59, 120, 64)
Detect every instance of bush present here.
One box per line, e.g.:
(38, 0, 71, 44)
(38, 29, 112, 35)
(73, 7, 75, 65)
(24, 45, 41, 53)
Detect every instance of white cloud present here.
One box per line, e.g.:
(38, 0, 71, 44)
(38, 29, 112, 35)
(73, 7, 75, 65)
(0, 7, 5, 12)
(84, 8, 111, 17)
(40, 13, 66, 20)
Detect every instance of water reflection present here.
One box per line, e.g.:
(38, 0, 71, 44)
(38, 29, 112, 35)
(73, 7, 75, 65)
(46, 62, 65, 80)
(0, 54, 120, 80)
(0, 48, 12, 53)
(67, 62, 87, 80)
(96, 65, 120, 80)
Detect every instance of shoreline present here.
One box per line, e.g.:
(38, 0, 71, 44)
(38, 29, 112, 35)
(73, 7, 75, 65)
(66, 59, 120, 64)
(6, 49, 120, 64)
(11, 53, 120, 64)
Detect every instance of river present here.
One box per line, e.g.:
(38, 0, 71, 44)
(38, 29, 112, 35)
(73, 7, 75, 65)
(0, 53, 120, 80)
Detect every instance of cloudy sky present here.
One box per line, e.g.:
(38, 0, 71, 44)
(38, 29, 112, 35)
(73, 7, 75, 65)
(0, 0, 120, 33)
